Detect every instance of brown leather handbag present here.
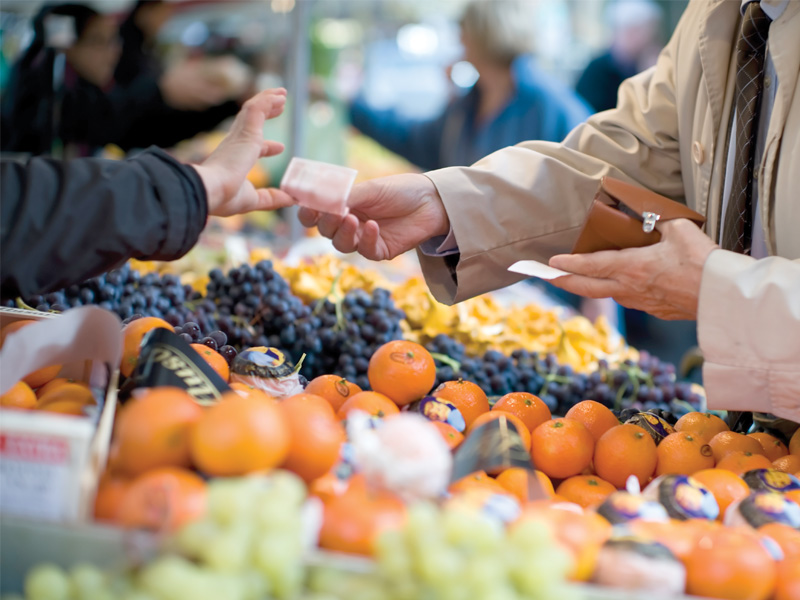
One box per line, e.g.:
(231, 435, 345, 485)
(571, 177, 706, 254)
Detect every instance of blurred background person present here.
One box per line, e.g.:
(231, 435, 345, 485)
(114, 0, 250, 131)
(347, 0, 591, 172)
(575, 0, 663, 113)
(0, 3, 123, 155)
(0, 1, 252, 157)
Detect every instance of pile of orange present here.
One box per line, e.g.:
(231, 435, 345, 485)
(0, 320, 100, 416)
(97, 384, 347, 531)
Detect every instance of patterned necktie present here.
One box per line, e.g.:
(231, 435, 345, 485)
(721, 1, 772, 254)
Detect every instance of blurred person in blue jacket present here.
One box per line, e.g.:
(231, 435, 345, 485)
(575, 0, 663, 113)
(349, 0, 592, 171)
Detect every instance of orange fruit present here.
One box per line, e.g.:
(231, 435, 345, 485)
(112, 387, 203, 476)
(38, 400, 86, 416)
(279, 396, 345, 483)
(431, 421, 464, 450)
(496, 467, 555, 502)
(564, 400, 620, 443)
(773, 454, 800, 474)
(1, 322, 63, 390)
(692, 468, 751, 519)
(655, 432, 715, 476)
(116, 467, 206, 532)
(448, 471, 508, 495)
(309, 472, 345, 504)
(530, 418, 594, 480)
(0, 319, 35, 346)
(492, 392, 551, 434)
(367, 340, 435, 406)
(432, 380, 490, 428)
(775, 556, 800, 600)
(318, 475, 406, 556)
(748, 432, 789, 462)
(759, 522, 800, 559)
(789, 429, 800, 455)
(0, 381, 37, 409)
(190, 392, 289, 477)
(190, 344, 229, 381)
(675, 412, 729, 442)
(35, 378, 89, 398)
(467, 411, 531, 452)
(36, 383, 95, 408)
(684, 527, 777, 600)
(93, 473, 131, 522)
(228, 382, 275, 402)
(628, 519, 700, 561)
(708, 431, 765, 463)
(556, 475, 616, 509)
(337, 391, 399, 420)
(281, 392, 336, 418)
(305, 375, 362, 412)
(120, 317, 175, 378)
(594, 424, 658, 489)
(786, 489, 800, 508)
(716, 451, 773, 476)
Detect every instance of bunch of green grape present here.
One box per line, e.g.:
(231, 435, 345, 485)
(306, 503, 577, 600)
(17, 472, 310, 600)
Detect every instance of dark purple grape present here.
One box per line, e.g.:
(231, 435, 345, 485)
(218, 345, 237, 364)
(180, 333, 194, 344)
(200, 336, 218, 351)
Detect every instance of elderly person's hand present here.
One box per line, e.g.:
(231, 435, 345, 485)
(548, 219, 719, 320)
(193, 88, 294, 217)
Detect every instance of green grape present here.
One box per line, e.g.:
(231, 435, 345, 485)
(241, 569, 271, 600)
(269, 564, 304, 600)
(374, 530, 412, 582)
(207, 477, 264, 526)
(261, 470, 306, 508)
(120, 591, 158, 600)
(200, 523, 253, 573)
(415, 546, 462, 589)
(173, 519, 220, 559)
(69, 563, 107, 599)
(24, 564, 70, 600)
(76, 590, 116, 600)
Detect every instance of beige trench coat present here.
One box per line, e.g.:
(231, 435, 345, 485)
(418, 0, 800, 421)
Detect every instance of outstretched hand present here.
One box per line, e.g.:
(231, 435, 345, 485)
(194, 88, 294, 217)
(297, 173, 450, 260)
(548, 219, 719, 320)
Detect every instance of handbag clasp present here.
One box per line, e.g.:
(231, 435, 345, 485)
(642, 211, 661, 233)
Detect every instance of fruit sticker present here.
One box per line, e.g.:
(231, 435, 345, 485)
(743, 469, 800, 493)
(411, 396, 467, 432)
(122, 329, 231, 404)
(649, 475, 719, 521)
(729, 491, 800, 529)
(625, 412, 675, 445)
(597, 491, 669, 525)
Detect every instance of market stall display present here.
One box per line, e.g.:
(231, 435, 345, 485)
(2, 277, 800, 599)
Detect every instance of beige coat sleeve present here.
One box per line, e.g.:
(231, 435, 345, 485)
(698, 251, 800, 422)
(418, 1, 696, 305)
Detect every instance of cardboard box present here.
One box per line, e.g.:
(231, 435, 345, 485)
(0, 306, 122, 523)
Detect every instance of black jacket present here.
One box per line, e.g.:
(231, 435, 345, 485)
(1, 148, 207, 297)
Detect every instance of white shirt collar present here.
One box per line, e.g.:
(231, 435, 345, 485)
(741, 0, 790, 21)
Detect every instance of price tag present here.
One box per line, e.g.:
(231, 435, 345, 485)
(0, 434, 71, 520)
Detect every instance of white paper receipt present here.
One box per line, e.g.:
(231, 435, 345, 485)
(508, 260, 571, 280)
(280, 157, 357, 216)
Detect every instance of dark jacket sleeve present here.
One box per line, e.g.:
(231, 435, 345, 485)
(0, 147, 207, 297)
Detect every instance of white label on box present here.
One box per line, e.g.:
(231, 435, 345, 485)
(0, 434, 71, 520)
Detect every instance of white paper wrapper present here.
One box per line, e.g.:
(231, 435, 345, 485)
(507, 260, 570, 280)
(280, 157, 357, 216)
(347, 411, 452, 503)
